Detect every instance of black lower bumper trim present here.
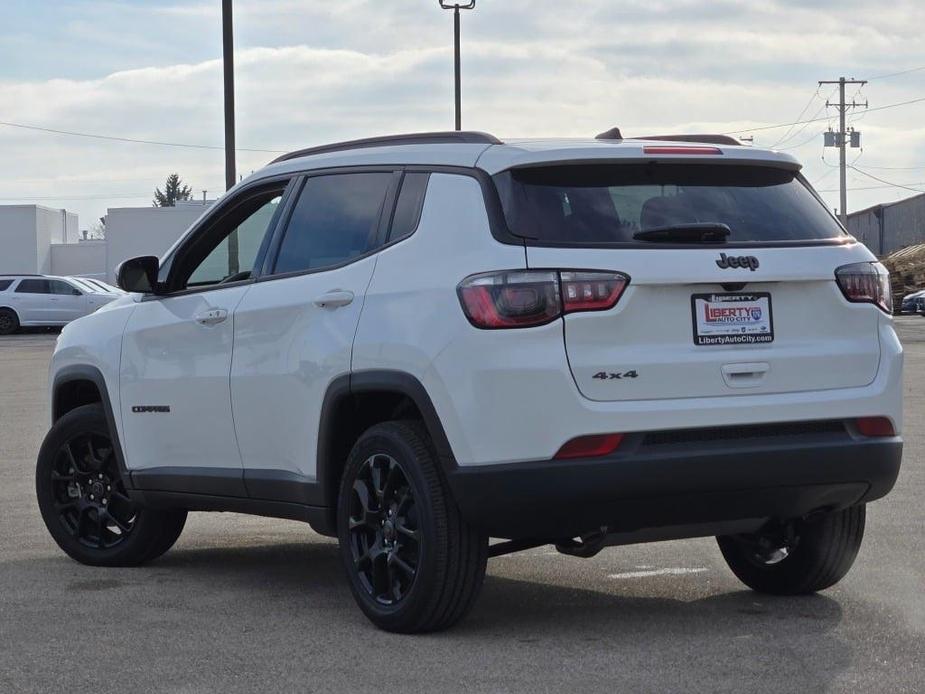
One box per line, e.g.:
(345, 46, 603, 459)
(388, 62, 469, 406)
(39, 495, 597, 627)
(446, 433, 902, 540)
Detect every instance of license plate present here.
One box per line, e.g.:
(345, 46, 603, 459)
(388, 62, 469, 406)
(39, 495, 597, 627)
(691, 292, 774, 346)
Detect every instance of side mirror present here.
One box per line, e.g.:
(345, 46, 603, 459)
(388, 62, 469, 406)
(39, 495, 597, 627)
(116, 256, 161, 294)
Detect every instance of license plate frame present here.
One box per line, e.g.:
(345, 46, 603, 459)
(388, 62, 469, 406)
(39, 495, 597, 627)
(690, 292, 774, 346)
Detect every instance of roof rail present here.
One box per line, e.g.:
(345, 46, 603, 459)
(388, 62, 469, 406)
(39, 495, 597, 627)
(636, 134, 742, 146)
(595, 127, 623, 140)
(270, 131, 503, 164)
(0, 273, 41, 277)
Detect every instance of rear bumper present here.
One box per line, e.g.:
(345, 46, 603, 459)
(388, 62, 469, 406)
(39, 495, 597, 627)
(446, 427, 902, 539)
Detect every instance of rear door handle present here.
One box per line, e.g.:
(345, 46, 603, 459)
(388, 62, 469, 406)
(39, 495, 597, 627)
(195, 308, 228, 326)
(313, 290, 354, 308)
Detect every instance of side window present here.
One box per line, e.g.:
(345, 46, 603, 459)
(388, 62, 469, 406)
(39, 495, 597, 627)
(273, 172, 393, 275)
(171, 185, 287, 291)
(389, 173, 429, 242)
(49, 280, 81, 296)
(0, 280, 13, 291)
(15, 279, 50, 294)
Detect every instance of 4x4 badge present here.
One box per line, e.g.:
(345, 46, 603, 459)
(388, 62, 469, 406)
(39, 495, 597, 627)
(716, 253, 759, 271)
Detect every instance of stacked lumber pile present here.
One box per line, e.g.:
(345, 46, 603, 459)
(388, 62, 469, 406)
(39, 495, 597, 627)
(881, 243, 925, 305)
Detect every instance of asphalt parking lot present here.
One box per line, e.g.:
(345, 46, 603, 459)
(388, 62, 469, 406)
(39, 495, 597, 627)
(1, 320, 923, 693)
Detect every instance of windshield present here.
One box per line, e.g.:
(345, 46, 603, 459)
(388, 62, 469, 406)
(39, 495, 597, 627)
(493, 163, 845, 245)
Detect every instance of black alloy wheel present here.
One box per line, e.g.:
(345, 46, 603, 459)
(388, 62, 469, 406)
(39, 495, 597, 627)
(347, 453, 421, 605)
(337, 421, 488, 633)
(37, 404, 187, 566)
(50, 431, 137, 549)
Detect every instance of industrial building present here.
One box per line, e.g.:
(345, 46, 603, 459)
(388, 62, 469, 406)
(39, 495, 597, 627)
(846, 192, 925, 257)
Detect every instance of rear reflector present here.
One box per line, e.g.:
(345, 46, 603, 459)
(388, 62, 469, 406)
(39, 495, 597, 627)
(554, 433, 624, 459)
(643, 145, 722, 155)
(855, 417, 895, 437)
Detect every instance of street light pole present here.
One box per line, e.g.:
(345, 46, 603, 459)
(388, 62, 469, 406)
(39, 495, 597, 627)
(222, 0, 236, 192)
(222, 0, 239, 273)
(439, 1, 476, 131)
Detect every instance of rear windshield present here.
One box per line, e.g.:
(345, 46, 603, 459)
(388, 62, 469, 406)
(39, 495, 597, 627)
(493, 164, 845, 244)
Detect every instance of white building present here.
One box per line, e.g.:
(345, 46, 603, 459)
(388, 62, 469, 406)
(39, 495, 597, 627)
(0, 205, 79, 275)
(0, 201, 212, 282)
(103, 202, 212, 282)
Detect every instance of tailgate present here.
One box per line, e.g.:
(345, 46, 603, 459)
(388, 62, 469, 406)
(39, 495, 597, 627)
(528, 244, 881, 401)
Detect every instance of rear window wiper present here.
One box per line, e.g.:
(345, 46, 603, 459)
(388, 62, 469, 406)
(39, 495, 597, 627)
(633, 223, 731, 244)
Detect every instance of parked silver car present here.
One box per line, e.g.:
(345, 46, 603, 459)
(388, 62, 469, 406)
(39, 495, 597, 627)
(0, 275, 123, 334)
(900, 289, 925, 314)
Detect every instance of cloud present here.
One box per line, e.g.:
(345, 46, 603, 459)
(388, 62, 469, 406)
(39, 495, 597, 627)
(1, 0, 925, 225)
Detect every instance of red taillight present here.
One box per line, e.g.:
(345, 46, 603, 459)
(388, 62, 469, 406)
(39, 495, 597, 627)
(457, 271, 561, 328)
(643, 145, 722, 155)
(458, 270, 629, 329)
(855, 417, 895, 437)
(561, 272, 629, 313)
(555, 433, 624, 459)
(835, 262, 892, 314)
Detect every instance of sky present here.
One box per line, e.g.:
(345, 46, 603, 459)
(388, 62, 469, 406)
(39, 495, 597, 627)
(2, 0, 925, 230)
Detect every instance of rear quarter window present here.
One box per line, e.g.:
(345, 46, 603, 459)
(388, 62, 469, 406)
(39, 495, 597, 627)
(15, 279, 51, 294)
(0, 280, 13, 291)
(493, 163, 845, 245)
(388, 172, 429, 242)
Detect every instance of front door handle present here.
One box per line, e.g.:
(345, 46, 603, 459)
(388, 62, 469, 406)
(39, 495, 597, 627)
(195, 308, 228, 326)
(313, 290, 354, 309)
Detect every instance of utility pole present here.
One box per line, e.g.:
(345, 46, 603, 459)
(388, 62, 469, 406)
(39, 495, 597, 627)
(439, 1, 476, 131)
(819, 76, 867, 225)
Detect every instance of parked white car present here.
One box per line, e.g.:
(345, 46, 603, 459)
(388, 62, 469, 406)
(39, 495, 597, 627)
(37, 130, 903, 633)
(0, 275, 123, 334)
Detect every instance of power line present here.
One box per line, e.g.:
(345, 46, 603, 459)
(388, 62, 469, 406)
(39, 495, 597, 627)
(816, 181, 925, 193)
(857, 163, 925, 170)
(0, 120, 286, 154)
(767, 86, 822, 148)
(847, 165, 925, 194)
(777, 127, 825, 151)
(725, 95, 925, 135)
(770, 93, 833, 149)
(0, 194, 151, 201)
(868, 66, 925, 81)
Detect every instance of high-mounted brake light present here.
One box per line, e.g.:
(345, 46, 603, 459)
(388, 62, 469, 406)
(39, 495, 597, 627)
(555, 433, 624, 459)
(457, 270, 629, 329)
(643, 145, 723, 155)
(835, 262, 892, 314)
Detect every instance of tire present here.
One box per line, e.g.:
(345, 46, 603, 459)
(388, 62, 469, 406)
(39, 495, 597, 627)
(337, 421, 488, 633)
(717, 505, 865, 595)
(36, 404, 187, 567)
(0, 308, 19, 335)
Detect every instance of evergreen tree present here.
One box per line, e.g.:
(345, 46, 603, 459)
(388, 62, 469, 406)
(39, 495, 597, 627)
(153, 173, 192, 207)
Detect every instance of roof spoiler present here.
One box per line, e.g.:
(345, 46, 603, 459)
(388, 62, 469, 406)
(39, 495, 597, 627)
(595, 128, 740, 147)
(637, 134, 742, 146)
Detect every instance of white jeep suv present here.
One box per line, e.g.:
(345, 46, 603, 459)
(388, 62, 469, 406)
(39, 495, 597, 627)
(36, 130, 903, 633)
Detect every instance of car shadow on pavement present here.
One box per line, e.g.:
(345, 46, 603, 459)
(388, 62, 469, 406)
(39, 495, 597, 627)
(11, 538, 854, 691)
